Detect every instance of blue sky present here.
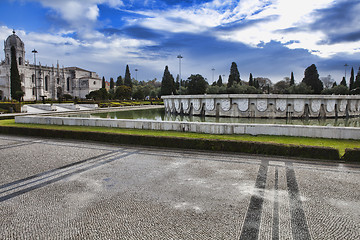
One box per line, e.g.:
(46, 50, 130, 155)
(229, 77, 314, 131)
(1, 0, 360, 85)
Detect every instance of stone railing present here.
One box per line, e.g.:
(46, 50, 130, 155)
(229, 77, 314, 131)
(162, 94, 360, 118)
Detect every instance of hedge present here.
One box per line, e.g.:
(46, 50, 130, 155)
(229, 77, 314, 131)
(341, 148, 360, 162)
(0, 125, 340, 161)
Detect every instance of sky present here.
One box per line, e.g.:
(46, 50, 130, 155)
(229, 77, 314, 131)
(0, 0, 360, 85)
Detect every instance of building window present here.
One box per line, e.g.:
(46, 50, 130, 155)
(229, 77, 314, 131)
(32, 74, 35, 83)
(45, 76, 49, 91)
(19, 57, 23, 65)
(32, 87, 35, 96)
(21, 74, 25, 82)
(57, 78, 60, 85)
(67, 78, 70, 91)
(93, 81, 96, 85)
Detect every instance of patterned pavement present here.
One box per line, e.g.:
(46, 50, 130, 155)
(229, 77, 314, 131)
(0, 134, 359, 239)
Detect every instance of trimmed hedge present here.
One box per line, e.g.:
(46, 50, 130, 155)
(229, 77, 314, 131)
(0, 125, 340, 160)
(0, 103, 20, 113)
(341, 148, 360, 162)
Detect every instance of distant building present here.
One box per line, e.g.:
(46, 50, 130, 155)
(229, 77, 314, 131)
(0, 31, 102, 101)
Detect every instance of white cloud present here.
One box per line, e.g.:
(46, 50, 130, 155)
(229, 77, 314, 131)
(129, 0, 360, 58)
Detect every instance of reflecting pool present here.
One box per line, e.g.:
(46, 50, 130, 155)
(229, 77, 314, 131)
(67, 108, 360, 128)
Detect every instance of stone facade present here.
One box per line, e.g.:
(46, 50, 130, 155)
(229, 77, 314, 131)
(162, 94, 360, 118)
(0, 31, 101, 101)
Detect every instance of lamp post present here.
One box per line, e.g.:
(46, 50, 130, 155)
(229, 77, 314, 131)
(177, 54, 183, 94)
(344, 63, 349, 80)
(32, 49, 38, 101)
(211, 67, 215, 83)
(135, 68, 138, 81)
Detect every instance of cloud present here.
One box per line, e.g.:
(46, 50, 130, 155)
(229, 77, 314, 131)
(126, 0, 360, 58)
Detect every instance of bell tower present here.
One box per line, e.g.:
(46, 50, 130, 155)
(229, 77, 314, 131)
(4, 30, 25, 66)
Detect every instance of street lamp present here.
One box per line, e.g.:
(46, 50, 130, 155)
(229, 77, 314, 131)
(211, 67, 215, 83)
(32, 49, 38, 101)
(177, 54, 183, 94)
(344, 63, 349, 80)
(135, 68, 138, 81)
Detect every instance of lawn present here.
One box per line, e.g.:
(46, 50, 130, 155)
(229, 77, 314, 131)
(1, 119, 359, 157)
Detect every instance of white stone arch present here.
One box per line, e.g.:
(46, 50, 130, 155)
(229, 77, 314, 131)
(221, 99, 231, 111)
(276, 99, 286, 112)
(326, 99, 336, 112)
(339, 99, 347, 112)
(192, 99, 201, 111)
(294, 99, 305, 112)
(174, 99, 181, 111)
(257, 99, 267, 112)
(181, 99, 189, 110)
(233, 99, 249, 112)
(311, 100, 321, 112)
(206, 98, 215, 111)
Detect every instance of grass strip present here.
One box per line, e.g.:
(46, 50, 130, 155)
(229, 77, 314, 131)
(1, 119, 359, 158)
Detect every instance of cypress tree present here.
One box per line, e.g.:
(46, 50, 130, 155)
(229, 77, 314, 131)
(354, 67, 360, 89)
(160, 66, 175, 96)
(302, 64, 323, 94)
(217, 75, 223, 87)
(187, 74, 208, 94)
(332, 82, 337, 88)
(227, 62, 241, 87)
(124, 65, 132, 88)
(10, 46, 22, 100)
(249, 73, 253, 86)
(102, 76, 106, 88)
(254, 79, 260, 89)
(110, 77, 115, 89)
(340, 77, 347, 87)
(349, 67, 355, 90)
(116, 76, 123, 86)
(290, 72, 295, 86)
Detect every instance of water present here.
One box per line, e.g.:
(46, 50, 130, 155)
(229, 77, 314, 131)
(68, 108, 360, 128)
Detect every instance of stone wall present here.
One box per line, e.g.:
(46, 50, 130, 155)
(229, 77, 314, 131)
(15, 115, 360, 140)
(162, 94, 360, 118)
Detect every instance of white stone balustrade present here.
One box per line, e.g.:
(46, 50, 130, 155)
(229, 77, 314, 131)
(162, 94, 360, 118)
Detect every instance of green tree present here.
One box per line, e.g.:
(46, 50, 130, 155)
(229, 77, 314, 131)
(160, 66, 175, 96)
(124, 65, 132, 88)
(102, 76, 106, 89)
(116, 76, 123, 86)
(86, 88, 109, 100)
(350, 67, 355, 90)
(217, 75, 223, 87)
(115, 85, 132, 100)
(354, 67, 360, 89)
(302, 64, 323, 94)
(10, 46, 22, 101)
(288, 82, 313, 94)
(290, 72, 295, 86)
(110, 77, 115, 89)
(227, 62, 241, 87)
(273, 80, 290, 94)
(322, 85, 349, 95)
(187, 74, 208, 94)
(340, 77, 347, 87)
(248, 73, 253, 86)
(226, 83, 261, 94)
(132, 87, 145, 100)
(175, 74, 180, 91)
(332, 82, 337, 88)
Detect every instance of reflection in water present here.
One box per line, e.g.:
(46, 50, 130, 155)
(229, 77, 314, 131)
(67, 108, 360, 127)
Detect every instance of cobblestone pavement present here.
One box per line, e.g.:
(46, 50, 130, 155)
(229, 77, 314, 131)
(0, 134, 359, 239)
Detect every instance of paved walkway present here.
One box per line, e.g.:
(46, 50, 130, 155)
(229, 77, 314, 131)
(0, 134, 359, 239)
